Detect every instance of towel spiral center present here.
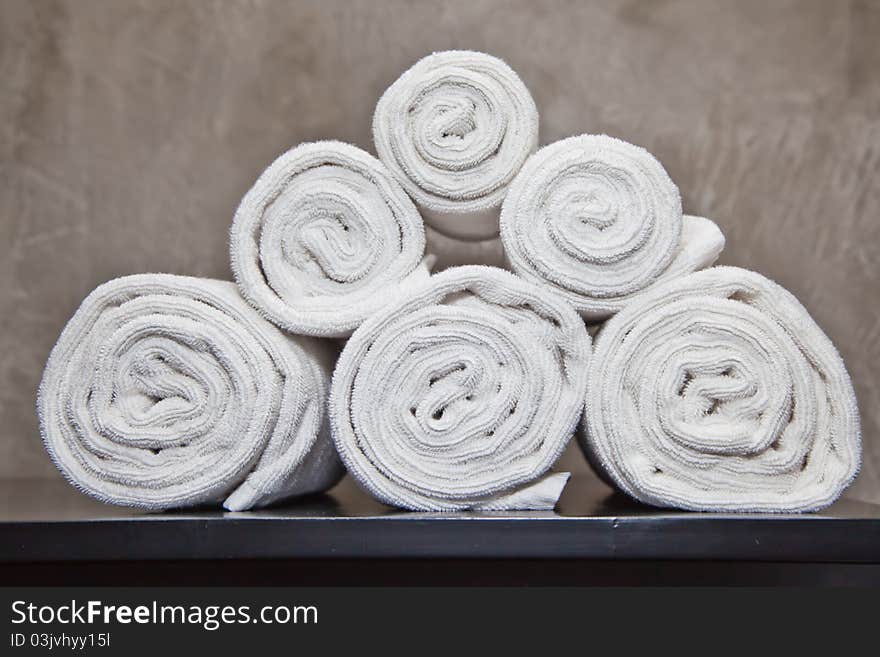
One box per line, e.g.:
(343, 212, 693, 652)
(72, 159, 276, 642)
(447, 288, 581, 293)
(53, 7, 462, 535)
(409, 74, 508, 182)
(544, 163, 659, 268)
(83, 297, 277, 460)
(351, 304, 553, 496)
(621, 297, 809, 466)
(259, 165, 400, 299)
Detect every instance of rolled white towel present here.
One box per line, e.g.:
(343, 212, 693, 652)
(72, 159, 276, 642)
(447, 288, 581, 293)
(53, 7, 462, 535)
(373, 50, 539, 242)
(230, 141, 430, 338)
(330, 265, 591, 511)
(38, 274, 343, 511)
(581, 266, 861, 512)
(500, 134, 725, 321)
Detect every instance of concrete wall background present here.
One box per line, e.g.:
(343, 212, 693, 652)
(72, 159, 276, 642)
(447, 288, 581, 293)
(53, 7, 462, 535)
(2, 0, 879, 502)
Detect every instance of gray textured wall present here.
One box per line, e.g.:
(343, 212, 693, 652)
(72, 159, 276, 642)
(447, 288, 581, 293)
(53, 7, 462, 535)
(2, 0, 878, 502)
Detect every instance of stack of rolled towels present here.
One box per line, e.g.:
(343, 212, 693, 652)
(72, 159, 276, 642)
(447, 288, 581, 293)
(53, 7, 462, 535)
(39, 50, 861, 513)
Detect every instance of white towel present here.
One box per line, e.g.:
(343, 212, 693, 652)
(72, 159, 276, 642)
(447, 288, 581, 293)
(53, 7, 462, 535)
(373, 50, 539, 242)
(500, 134, 724, 321)
(581, 266, 861, 512)
(37, 274, 343, 511)
(330, 265, 591, 511)
(230, 141, 431, 338)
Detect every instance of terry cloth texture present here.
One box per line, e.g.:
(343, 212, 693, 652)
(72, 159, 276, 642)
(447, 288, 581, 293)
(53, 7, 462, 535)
(500, 134, 724, 321)
(580, 266, 861, 512)
(373, 50, 539, 242)
(230, 140, 430, 338)
(38, 274, 343, 511)
(330, 265, 591, 511)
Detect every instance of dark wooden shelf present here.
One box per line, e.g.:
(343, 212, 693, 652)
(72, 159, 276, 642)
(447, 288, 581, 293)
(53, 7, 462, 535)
(2, 475, 879, 565)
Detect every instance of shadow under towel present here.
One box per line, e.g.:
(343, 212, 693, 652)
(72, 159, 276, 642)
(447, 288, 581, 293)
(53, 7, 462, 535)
(581, 266, 861, 512)
(37, 274, 343, 511)
(330, 265, 591, 511)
